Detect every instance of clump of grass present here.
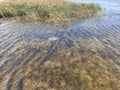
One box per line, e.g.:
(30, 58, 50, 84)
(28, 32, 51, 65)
(0, 0, 101, 23)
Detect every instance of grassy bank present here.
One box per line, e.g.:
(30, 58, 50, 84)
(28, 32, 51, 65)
(0, 0, 101, 23)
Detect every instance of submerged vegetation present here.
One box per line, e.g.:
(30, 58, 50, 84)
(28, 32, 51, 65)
(0, 38, 120, 90)
(0, 0, 120, 90)
(0, 0, 101, 23)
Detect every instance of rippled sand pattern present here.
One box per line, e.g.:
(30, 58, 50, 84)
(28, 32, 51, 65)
(0, 0, 120, 90)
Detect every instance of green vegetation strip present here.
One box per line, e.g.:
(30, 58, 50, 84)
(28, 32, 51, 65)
(0, 1, 101, 23)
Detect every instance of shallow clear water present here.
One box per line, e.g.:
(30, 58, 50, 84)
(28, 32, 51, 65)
(0, 0, 120, 90)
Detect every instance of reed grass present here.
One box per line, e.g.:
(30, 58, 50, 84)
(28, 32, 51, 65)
(0, 0, 101, 23)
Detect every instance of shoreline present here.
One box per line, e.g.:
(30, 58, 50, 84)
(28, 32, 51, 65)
(0, 0, 101, 23)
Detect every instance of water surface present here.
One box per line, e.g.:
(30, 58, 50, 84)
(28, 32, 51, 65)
(0, 0, 120, 90)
